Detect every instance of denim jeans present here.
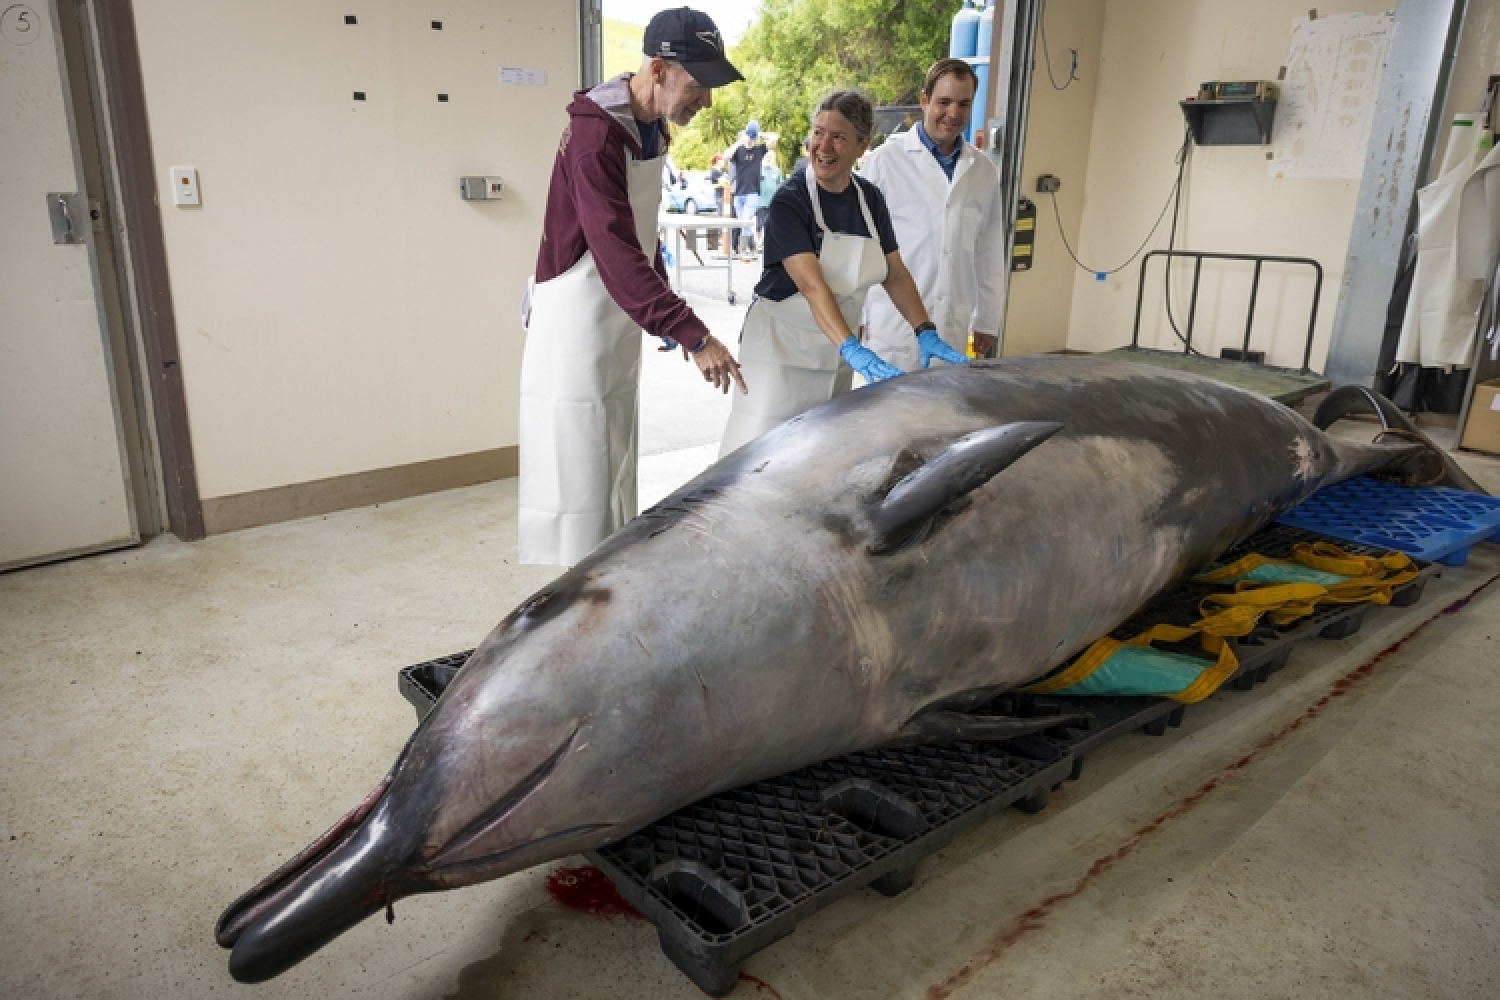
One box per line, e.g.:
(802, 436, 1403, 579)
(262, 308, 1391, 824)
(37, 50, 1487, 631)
(732, 193, 759, 253)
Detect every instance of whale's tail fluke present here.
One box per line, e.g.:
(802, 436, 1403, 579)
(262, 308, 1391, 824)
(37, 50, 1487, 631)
(1314, 386, 1488, 495)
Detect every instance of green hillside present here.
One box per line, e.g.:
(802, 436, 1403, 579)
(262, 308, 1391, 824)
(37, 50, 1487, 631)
(603, 18, 644, 80)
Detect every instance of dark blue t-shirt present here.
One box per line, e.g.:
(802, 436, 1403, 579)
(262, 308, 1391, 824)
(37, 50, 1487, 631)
(754, 169, 899, 302)
(636, 118, 661, 159)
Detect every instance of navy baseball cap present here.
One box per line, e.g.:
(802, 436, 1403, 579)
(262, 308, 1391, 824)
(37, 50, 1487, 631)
(643, 8, 743, 88)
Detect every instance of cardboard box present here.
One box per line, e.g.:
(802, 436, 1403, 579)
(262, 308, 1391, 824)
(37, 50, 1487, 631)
(1460, 378, 1500, 455)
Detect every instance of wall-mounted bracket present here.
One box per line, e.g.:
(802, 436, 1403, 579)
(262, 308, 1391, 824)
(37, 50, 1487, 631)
(1179, 99, 1277, 145)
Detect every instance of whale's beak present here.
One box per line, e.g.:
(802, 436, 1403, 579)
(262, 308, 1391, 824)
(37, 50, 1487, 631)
(217, 789, 409, 983)
(213, 744, 427, 984)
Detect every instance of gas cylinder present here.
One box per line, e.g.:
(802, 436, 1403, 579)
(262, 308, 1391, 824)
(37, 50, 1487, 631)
(949, 0, 979, 59)
(975, 0, 995, 59)
(970, 1, 996, 144)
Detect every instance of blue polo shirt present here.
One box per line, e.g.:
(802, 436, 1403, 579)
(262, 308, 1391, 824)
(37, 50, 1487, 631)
(916, 122, 962, 180)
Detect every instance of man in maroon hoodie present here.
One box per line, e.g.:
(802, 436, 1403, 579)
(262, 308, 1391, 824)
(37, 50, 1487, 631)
(518, 8, 748, 567)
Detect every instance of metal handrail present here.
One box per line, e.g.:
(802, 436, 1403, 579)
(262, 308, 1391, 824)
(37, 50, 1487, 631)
(1130, 250, 1324, 373)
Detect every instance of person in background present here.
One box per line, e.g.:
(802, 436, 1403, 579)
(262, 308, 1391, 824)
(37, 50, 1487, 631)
(707, 151, 730, 252)
(860, 58, 1006, 367)
(756, 146, 783, 254)
(728, 120, 769, 258)
(793, 135, 810, 175)
(718, 90, 964, 456)
(519, 7, 747, 567)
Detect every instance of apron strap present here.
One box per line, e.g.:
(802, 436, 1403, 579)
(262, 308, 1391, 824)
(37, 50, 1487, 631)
(805, 168, 881, 246)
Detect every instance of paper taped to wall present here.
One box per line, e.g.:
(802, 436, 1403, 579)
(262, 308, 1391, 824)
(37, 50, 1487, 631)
(1269, 12, 1392, 179)
(500, 67, 548, 86)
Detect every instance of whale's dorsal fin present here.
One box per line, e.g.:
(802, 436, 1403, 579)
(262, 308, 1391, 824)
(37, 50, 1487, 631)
(869, 421, 1062, 553)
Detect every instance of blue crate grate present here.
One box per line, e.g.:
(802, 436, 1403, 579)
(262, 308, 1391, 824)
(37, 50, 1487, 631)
(1278, 476, 1500, 566)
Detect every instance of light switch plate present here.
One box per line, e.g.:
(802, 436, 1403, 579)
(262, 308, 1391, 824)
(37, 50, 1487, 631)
(170, 167, 200, 206)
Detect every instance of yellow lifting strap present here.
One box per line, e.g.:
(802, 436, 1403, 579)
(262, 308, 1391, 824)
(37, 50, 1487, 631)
(1023, 543, 1417, 705)
(1022, 624, 1239, 703)
(1192, 542, 1418, 628)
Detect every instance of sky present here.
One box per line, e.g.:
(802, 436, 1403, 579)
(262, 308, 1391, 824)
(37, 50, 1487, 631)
(604, 0, 762, 44)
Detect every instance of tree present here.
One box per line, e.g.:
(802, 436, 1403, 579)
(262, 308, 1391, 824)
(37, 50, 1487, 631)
(670, 0, 958, 172)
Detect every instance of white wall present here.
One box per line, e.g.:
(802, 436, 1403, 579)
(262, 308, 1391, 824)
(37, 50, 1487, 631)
(1001, 0, 1106, 357)
(1064, 0, 1390, 370)
(132, 1, 577, 500)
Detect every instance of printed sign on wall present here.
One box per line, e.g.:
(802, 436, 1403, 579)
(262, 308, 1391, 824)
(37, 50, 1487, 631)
(1269, 12, 1393, 179)
(500, 67, 548, 86)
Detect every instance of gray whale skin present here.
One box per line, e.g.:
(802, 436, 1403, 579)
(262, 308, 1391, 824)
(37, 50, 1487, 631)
(216, 358, 1426, 982)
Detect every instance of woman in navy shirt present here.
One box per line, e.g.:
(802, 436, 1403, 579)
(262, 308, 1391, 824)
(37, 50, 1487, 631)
(719, 90, 964, 456)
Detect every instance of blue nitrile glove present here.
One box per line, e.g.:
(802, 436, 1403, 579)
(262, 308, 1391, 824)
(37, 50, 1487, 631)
(918, 329, 967, 368)
(839, 336, 903, 384)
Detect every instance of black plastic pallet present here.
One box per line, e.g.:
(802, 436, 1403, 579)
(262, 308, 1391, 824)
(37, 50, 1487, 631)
(396, 524, 1437, 996)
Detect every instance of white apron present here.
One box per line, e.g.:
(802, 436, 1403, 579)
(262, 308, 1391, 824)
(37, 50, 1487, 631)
(719, 171, 888, 457)
(517, 149, 665, 566)
(1457, 142, 1500, 363)
(1395, 115, 1487, 368)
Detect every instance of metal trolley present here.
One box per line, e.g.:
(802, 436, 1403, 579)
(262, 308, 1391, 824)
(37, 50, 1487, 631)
(659, 213, 758, 305)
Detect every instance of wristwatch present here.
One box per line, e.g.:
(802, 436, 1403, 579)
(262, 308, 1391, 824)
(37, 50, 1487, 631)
(913, 321, 937, 336)
(689, 335, 712, 354)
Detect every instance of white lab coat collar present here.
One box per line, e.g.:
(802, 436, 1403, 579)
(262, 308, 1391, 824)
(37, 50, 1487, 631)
(896, 125, 974, 188)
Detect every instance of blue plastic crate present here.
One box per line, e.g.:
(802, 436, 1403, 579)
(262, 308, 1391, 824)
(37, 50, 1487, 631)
(1278, 476, 1500, 566)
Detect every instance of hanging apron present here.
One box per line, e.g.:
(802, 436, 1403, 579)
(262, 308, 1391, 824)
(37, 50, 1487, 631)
(517, 150, 665, 566)
(1395, 115, 1487, 368)
(719, 171, 889, 457)
(1456, 141, 1500, 363)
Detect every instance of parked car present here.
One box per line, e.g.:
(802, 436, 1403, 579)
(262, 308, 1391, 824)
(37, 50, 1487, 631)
(663, 169, 720, 215)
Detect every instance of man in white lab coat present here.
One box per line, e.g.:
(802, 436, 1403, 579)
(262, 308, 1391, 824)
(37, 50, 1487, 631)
(861, 58, 1006, 368)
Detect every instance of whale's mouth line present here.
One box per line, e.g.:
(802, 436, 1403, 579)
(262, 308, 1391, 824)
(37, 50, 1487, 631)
(427, 725, 582, 870)
(423, 823, 620, 886)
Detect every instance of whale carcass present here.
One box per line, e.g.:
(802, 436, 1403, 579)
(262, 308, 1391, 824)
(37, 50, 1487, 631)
(217, 357, 1431, 982)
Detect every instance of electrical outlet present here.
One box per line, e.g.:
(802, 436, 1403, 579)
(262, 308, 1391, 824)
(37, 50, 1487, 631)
(459, 176, 505, 200)
(1035, 174, 1061, 194)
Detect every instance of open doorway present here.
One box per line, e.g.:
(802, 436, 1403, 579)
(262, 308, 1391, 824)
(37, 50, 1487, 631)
(596, 1, 761, 505)
(590, 0, 1032, 503)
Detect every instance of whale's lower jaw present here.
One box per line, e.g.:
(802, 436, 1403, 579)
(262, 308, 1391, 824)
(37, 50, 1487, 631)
(228, 890, 389, 984)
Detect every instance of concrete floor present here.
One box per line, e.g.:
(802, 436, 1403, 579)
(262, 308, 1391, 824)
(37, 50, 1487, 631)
(638, 244, 755, 459)
(5, 366, 1500, 997)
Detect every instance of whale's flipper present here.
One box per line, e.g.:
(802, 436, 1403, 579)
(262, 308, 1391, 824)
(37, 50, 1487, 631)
(891, 708, 1086, 747)
(869, 421, 1063, 553)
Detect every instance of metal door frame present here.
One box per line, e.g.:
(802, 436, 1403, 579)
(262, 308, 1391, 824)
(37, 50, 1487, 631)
(74, 0, 204, 540)
(580, 0, 602, 88)
(989, 0, 1039, 357)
